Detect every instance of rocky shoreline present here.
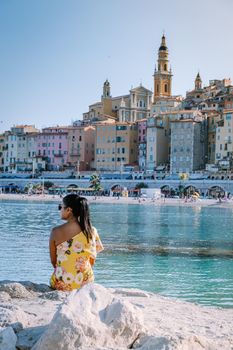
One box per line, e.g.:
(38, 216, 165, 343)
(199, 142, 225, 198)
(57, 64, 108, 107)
(0, 281, 232, 349)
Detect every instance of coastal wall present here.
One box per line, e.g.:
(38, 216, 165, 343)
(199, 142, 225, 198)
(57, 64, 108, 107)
(1, 178, 233, 193)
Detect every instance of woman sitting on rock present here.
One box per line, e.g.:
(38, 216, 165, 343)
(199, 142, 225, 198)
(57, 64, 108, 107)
(49, 194, 104, 291)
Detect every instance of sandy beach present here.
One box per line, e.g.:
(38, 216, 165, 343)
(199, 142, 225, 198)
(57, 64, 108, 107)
(1, 192, 233, 209)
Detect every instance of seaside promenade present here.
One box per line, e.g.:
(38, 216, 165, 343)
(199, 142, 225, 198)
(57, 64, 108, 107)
(1, 192, 233, 209)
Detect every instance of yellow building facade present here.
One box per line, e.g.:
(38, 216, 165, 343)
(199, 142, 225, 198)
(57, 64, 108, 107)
(215, 109, 233, 168)
(95, 122, 138, 171)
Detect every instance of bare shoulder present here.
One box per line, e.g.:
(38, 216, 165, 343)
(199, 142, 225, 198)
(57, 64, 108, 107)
(50, 223, 67, 239)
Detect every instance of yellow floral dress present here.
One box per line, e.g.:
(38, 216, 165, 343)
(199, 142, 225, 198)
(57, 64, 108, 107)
(50, 227, 104, 291)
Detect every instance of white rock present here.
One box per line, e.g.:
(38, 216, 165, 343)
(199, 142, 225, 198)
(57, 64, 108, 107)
(0, 303, 32, 329)
(0, 292, 11, 303)
(132, 334, 229, 349)
(16, 325, 47, 350)
(33, 283, 144, 350)
(0, 327, 17, 350)
(0, 282, 33, 299)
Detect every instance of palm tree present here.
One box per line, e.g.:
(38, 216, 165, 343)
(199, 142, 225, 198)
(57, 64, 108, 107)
(89, 174, 102, 194)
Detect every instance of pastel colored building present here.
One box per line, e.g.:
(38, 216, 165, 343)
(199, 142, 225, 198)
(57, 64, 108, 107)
(207, 111, 222, 164)
(0, 134, 5, 171)
(215, 110, 233, 169)
(3, 125, 39, 172)
(137, 119, 147, 171)
(36, 126, 69, 171)
(146, 116, 169, 171)
(170, 118, 206, 174)
(67, 125, 95, 171)
(95, 122, 138, 171)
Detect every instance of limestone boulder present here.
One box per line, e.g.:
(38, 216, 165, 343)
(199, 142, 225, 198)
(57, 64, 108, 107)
(33, 283, 144, 350)
(0, 303, 33, 329)
(16, 326, 47, 350)
(0, 282, 33, 299)
(0, 326, 17, 350)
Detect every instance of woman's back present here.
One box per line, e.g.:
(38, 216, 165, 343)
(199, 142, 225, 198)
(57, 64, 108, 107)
(50, 227, 103, 291)
(50, 195, 104, 291)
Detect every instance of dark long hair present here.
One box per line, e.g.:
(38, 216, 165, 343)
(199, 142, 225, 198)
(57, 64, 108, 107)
(63, 194, 93, 242)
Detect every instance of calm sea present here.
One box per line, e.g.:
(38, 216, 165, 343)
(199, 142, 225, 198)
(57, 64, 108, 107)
(0, 200, 232, 308)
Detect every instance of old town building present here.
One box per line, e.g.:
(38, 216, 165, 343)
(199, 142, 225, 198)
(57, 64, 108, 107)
(95, 122, 138, 171)
(83, 80, 152, 124)
(67, 125, 95, 171)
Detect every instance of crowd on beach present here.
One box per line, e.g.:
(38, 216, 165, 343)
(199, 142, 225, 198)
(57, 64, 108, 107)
(1, 191, 233, 208)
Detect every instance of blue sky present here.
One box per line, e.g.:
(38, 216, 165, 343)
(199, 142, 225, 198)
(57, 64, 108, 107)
(0, 0, 233, 132)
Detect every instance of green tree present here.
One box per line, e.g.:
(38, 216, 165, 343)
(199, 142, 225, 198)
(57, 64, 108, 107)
(135, 182, 148, 189)
(43, 181, 54, 190)
(89, 174, 102, 193)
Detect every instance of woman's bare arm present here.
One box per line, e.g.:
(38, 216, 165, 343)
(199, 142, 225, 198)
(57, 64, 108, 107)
(49, 229, 57, 268)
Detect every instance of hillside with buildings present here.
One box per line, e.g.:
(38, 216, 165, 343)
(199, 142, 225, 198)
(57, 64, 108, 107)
(1, 35, 233, 178)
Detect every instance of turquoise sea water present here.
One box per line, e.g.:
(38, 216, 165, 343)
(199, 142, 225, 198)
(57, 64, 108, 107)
(0, 200, 232, 308)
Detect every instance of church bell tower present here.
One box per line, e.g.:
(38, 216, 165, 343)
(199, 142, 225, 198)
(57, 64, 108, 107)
(153, 34, 172, 100)
(195, 72, 202, 90)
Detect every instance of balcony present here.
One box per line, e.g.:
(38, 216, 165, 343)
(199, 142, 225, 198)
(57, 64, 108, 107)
(70, 153, 80, 157)
(54, 153, 63, 157)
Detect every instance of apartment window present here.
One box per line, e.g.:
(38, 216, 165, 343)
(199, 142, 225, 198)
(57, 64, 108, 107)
(225, 143, 228, 151)
(220, 144, 222, 150)
(59, 143, 62, 149)
(79, 136, 82, 141)
(116, 125, 127, 131)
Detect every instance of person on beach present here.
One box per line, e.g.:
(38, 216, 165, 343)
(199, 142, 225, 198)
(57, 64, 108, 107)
(49, 194, 104, 291)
